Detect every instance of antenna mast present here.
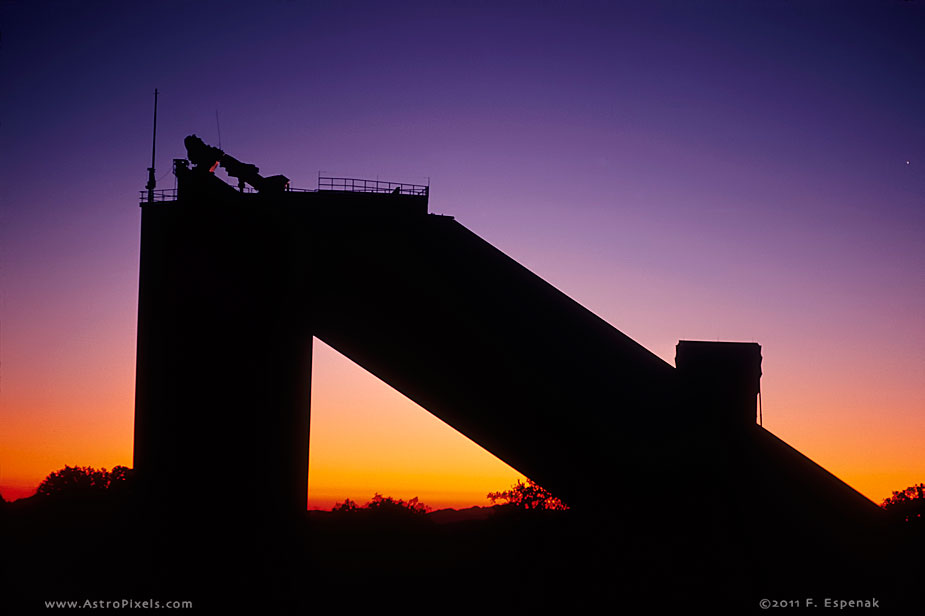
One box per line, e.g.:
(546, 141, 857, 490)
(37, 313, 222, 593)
(145, 88, 158, 203)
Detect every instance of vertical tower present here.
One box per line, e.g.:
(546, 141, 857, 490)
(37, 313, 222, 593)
(133, 199, 313, 523)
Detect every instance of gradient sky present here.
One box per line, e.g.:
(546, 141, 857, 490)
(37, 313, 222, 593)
(1, 1, 922, 510)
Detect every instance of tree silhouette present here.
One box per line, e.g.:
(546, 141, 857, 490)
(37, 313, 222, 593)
(108, 465, 136, 496)
(487, 479, 568, 511)
(331, 498, 360, 513)
(881, 483, 924, 526)
(365, 493, 429, 515)
(36, 465, 135, 499)
(331, 494, 430, 516)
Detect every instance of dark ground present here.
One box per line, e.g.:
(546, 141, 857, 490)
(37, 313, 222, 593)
(2, 494, 920, 614)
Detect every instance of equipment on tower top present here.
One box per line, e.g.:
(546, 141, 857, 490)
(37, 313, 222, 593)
(183, 134, 290, 194)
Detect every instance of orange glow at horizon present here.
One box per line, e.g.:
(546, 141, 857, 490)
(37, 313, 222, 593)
(1, 331, 921, 511)
(307, 339, 525, 511)
(0, 309, 136, 502)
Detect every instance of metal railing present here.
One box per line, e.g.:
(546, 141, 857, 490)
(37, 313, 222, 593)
(139, 188, 178, 203)
(318, 176, 428, 196)
(140, 176, 428, 203)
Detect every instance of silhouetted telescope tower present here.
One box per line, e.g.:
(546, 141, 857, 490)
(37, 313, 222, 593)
(134, 137, 881, 550)
(183, 134, 291, 193)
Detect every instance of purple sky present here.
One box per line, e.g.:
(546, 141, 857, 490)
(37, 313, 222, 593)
(1, 1, 923, 503)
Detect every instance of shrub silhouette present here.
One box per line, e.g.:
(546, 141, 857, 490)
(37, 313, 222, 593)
(881, 483, 924, 526)
(331, 494, 430, 518)
(487, 479, 568, 511)
(365, 493, 429, 515)
(331, 498, 360, 513)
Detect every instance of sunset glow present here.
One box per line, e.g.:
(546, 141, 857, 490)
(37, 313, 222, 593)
(1, 1, 922, 511)
(308, 340, 525, 510)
